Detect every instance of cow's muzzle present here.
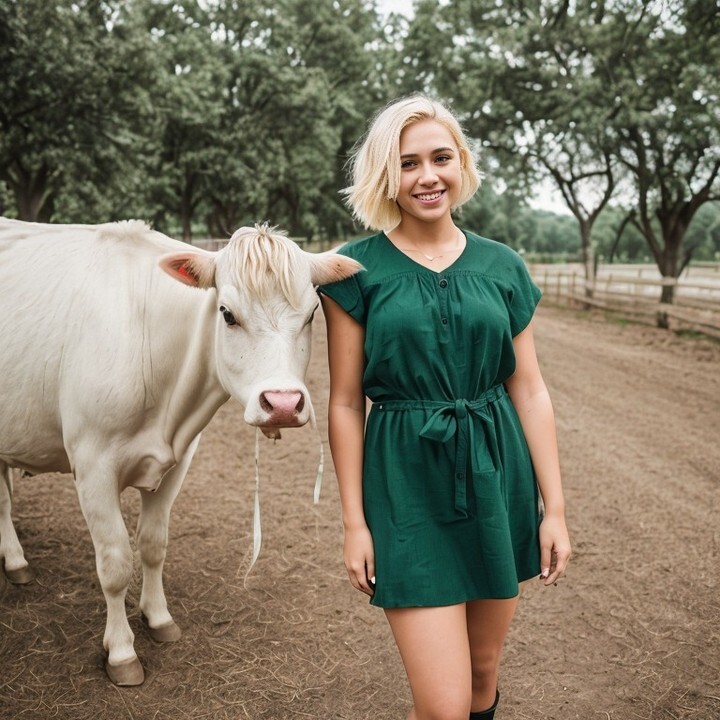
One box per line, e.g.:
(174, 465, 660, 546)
(258, 390, 306, 428)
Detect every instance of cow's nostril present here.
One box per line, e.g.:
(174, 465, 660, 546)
(261, 391, 304, 416)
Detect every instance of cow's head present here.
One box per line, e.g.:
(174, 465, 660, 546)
(158, 225, 362, 431)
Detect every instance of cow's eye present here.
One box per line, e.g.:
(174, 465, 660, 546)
(219, 305, 237, 326)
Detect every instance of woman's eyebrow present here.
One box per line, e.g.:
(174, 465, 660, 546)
(400, 147, 456, 159)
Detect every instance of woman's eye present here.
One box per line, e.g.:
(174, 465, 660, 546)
(219, 305, 237, 326)
(401, 160, 416, 169)
(435, 155, 451, 163)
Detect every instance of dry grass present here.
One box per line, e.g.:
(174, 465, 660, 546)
(1, 305, 719, 719)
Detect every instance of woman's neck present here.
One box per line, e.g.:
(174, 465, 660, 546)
(386, 215, 466, 271)
(389, 215, 460, 249)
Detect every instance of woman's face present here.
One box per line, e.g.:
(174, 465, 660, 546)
(395, 119, 463, 225)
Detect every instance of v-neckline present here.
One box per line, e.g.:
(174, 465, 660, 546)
(381, 230, 469, 274)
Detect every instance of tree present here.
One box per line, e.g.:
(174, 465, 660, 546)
(0, 0, 391, 238)
(0, 0, 159, 222)
(399, 0, 617, 287)
(599, 1, 720, 324)
(132, 0, 230, 240)
(400, 1, 720, 324)
(189, 0, 385, 239)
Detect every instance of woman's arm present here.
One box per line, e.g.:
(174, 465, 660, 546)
(320, 294, 375, 596)
(505, 323, 571, 586)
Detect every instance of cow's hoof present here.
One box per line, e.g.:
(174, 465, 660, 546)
(147, 620, 182, 643)
(105, 656, 145, 686)
(5, 564, 35, 585)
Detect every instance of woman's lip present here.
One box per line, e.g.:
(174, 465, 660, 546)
(413, 189, 446, 203)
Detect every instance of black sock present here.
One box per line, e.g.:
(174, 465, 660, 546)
(469, 689, 500, 719)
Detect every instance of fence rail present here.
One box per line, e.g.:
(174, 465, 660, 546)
(530, 263, 720, 338)
(186, 243, 720, 338)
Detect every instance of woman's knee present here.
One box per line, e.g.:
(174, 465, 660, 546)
(470, 646, 501, 689)
(414, 692, 471, 720)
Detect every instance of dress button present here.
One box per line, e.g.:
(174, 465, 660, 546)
(439, 279, 448, 288)
(441, 317, 448, 325)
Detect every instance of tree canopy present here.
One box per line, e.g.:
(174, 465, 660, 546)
(400, 0, 719, 281)
(0, 0, 718, 270)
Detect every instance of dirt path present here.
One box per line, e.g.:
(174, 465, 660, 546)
(1, 305, 718, 720)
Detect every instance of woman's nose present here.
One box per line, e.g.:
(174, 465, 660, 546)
(419, 163, 439, 184)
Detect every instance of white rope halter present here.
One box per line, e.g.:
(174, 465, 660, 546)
(244, 407, 323, 581)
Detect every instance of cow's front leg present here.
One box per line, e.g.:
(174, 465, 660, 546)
(138, 435, 200, 642)
(74, 466, 142, 686)
(0, 463, 34, 584)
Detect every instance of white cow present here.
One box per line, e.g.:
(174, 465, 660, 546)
(0, 218, 360, 685)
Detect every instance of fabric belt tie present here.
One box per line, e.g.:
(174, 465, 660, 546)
(374, 385, 506, 518)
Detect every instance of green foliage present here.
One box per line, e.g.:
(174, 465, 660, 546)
(601, 2, 720, 277)
(401, 0, 719, 278)
(0, 0, 717, 271)
(684, 202, 720, 261)
(0, 0, 161, 221)
(0, 0, 387, 238)
(459, 186, 580, 260)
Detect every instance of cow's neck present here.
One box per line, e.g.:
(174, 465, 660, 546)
(164, 291, 230, 460)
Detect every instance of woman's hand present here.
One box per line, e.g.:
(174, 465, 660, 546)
(343, 524, 375, 596)
(539, 513, 571, 586)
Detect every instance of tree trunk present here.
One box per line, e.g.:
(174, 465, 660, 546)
(656, 239, 681, 330)
(579, 218, 595, 306)
(654, 209, 690, 329)
(180, 172, 196, 243)
(8, 163, 53, 222)
(656, 280, 674, 329)
(180, 204, 192, 243)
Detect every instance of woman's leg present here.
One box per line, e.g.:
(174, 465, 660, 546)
(384, 604, 472, 720)
(466, 596, 519, 712)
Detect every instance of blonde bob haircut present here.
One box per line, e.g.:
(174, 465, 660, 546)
(343, 95, 482, 231)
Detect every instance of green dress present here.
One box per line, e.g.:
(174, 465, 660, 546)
(320, 230, 542, 608)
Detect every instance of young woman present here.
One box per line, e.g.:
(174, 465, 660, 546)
(319, 95, 571, 720)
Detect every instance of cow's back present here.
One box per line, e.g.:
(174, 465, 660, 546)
(0, 219, 209, 473)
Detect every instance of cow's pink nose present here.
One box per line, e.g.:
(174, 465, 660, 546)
(260, 391, 305, 423)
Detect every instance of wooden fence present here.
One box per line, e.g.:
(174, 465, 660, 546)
(530, 262, 720, 338)
(188, 240, 720, 338)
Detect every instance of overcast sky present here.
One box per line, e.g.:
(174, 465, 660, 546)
(376, 0, 415, 18)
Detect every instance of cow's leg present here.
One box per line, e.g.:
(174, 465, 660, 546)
(138, 435, 200, 643)
(0, 462, 34, 584)
(74, 464, 143, 686)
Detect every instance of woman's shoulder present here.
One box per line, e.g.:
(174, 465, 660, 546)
(334, 233, 384, 263)
(464, 231, 528, 274)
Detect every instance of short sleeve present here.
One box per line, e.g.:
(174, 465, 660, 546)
(318, 271, 366, 324)
(508, 258, 542, 336)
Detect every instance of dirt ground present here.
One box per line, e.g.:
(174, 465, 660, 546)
(1, 304, 719, 720)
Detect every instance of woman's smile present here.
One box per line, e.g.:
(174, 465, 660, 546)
(414, 189, 446, 204)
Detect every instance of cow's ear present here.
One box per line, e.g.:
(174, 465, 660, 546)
(158, 252, 216, 289)
(308, 251, 364, 286)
